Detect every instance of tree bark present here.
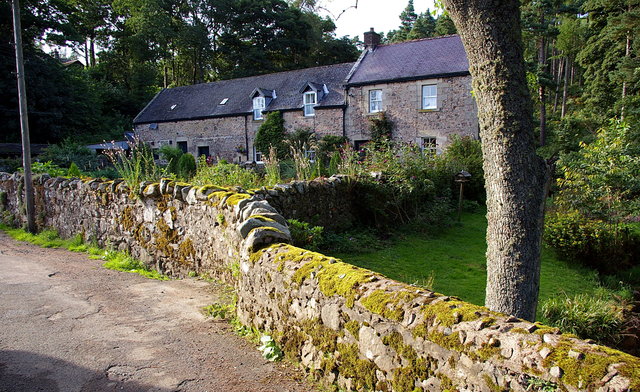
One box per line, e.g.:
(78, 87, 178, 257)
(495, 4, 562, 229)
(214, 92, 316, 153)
(84, 39, 89, 67)
(89, 35, 96, 67)
(621, 30, 631, 120)
(553, 53, 564, 113)
(442, 0, 548, 321)
(537, 9, 547, 147)
(561, 57, 569, 118)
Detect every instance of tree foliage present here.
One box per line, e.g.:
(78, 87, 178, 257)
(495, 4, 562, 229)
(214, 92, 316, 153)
(1, 0, 359, 145)
(254, 112, 288, 160)
(555, 119, 640, 220)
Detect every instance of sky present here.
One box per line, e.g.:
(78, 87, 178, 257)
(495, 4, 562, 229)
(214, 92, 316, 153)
(318, 0, 437, 39)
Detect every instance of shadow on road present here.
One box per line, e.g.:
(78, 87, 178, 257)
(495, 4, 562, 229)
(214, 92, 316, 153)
(0, 350, 171, 392)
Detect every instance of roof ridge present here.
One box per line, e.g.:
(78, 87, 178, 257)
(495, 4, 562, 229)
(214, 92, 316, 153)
(167, 62, 356, 91)
(377, 34, 460, 48)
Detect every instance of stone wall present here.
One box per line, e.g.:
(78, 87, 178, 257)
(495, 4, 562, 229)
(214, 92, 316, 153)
(345, 75, 478, 153)
(136, 107, 345, 163)
(135, 116, 249, 163)
(251, 176, 355, 231)
(1, 173, 638, 392)
(0, 172, 291, 282)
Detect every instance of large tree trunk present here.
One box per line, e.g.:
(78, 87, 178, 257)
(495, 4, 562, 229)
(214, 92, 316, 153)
(442, 0, 548, 321)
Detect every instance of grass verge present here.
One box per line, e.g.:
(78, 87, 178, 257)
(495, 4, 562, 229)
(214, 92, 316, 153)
(0, 224, 167, 280)
(333, 210, 623, 319)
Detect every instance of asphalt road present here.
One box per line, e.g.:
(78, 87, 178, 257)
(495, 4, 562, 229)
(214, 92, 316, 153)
(0, 231, 314, 392)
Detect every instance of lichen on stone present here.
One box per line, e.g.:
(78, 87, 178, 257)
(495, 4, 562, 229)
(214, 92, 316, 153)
(154, 218, 179, 258)
(336, 343, 378, 391)
(177, 238, 196, 264)
(226, 193, 250, 206)
(248, 214, 275, 223)
(421, 298, 492, 327)
(344, 320, 360, 339)
(360, 289, 418, 322)
(541, 336, 640, 390)
(119, 206, 136, 231)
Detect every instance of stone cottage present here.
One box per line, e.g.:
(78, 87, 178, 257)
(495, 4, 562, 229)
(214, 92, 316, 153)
(133, 30, 478, 162)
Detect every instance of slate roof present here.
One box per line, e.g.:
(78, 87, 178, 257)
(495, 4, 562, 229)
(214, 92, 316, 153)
(133, 62, 354, 124)
(346, 35, 469, 86)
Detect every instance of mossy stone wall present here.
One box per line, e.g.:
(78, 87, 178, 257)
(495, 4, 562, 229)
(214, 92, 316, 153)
(1, 171, 638, 391)
(0, 172, 291, 281)
(239, 246, 639, 392)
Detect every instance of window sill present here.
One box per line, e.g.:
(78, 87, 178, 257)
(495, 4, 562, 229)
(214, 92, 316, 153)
(419, 108, 439, 112)
(366, 111, 383, 116)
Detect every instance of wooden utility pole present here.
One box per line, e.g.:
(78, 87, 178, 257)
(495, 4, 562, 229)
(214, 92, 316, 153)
(12, 0, 36, 233)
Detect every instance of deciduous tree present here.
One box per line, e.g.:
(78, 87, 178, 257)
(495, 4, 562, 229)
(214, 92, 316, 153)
(442, 0, 549, 321)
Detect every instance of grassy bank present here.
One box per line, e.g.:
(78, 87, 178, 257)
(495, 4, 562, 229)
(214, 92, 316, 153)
(334, 210, 610, 316)
(0, 225, 167, 280)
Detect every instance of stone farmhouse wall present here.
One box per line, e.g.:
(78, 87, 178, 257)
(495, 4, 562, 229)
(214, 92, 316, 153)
(1, 172, 638, 392)
(136, 107, 345, 163)
(280, 107, 345, 138)
(135, 116, 249, 163)
(345, 75, 478, 153)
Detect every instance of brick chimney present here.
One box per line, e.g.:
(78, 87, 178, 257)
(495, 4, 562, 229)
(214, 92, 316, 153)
(363, 28, 381, 50)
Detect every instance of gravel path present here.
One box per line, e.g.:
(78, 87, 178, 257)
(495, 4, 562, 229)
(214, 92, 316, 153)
(0, 232, 315, 392)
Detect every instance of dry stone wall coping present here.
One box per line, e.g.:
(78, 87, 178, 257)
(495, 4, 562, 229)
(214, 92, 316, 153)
(241, 244, 640, 391)
(1, 171, 639, 391)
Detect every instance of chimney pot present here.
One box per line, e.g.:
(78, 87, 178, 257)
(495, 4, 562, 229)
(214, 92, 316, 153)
(363, 28, 381, 50)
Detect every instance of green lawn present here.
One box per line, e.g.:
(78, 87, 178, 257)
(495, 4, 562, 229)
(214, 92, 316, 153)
(334, 210, 602, 315)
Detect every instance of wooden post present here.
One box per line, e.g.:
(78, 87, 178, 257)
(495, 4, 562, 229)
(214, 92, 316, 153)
(12, 0, 36, 233)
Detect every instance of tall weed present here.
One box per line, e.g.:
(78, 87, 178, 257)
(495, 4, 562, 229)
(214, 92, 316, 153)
(105, 138, 165, 191)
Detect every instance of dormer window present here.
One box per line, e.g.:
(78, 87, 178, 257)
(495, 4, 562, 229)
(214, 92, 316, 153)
(253, 96, 265, 120)
(303, 91, 317, 117)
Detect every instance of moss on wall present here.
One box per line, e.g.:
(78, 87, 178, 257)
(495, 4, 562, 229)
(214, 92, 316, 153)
(336, 343, 378, 391)
(360, 289, 418, 322)
(541, 336, 640, 390)
(177, 238, 196, 264)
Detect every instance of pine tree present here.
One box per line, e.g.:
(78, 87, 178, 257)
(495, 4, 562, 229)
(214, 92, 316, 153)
(434, 13, 457, 36)
(408, 11, 436, 39)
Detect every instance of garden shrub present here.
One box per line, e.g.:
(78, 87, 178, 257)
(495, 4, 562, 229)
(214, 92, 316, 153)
(438, 135, 485, 203)
(348, 139, 446, 228)
(86, 167, 119, 179)
(541, 292, 624, 347)
(255, 111, 288, 160)
(177, 153, 197, 180)
(555, 119, 640, 220)
(287, 219, 324, 250)
(0, 158, 21, 173)
(159, 145, 184, 176)
(21, 161, 66, 177)
(191, 156, 260, 189)
(38, 140, 98, 172)
(67, 162, 82, 177)
(544, 210, 640, 273)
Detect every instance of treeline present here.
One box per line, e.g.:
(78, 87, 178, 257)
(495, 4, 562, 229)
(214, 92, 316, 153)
(0, 0, 359, 144)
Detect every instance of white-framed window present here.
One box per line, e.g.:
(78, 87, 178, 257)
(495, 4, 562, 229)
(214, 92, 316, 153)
(421, 137, 438, 155)
(254, 147, 263, 162)
(303, 91, 317, 116)
(422, 84, 437, 110)
(253, 96, 265, 120)
(305, 149, 316, 162)
(369, 89, 382, 113)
